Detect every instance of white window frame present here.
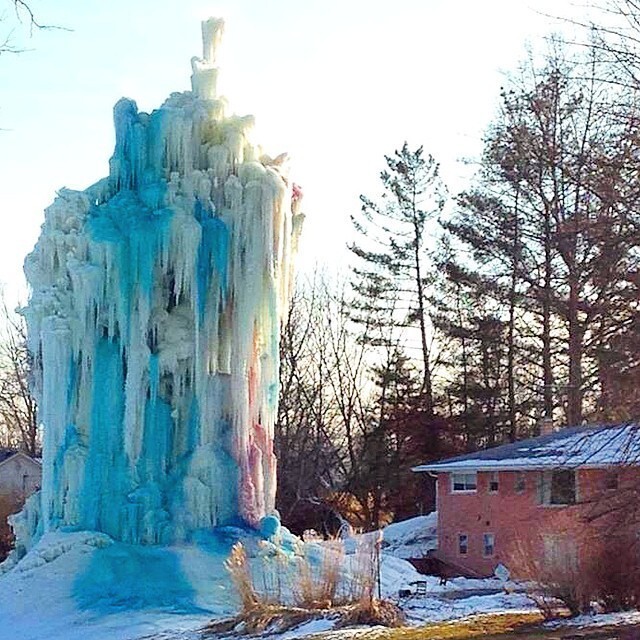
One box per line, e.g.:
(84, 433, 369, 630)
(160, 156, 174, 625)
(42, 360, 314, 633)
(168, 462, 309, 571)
(539, 469, 578, 506)
(451, 471, 477, 493)
(488, 472, 499, 493)
(458, 533, 468, 556)
(483, 533, 495, 557)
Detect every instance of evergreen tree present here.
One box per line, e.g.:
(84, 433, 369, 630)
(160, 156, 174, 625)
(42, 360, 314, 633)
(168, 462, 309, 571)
(349, 143, 445, 413)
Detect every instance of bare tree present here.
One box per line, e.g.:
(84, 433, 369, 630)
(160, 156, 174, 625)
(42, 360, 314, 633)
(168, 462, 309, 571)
(275, 275, 366, 533)
(0, 300, 38, 456)
(1, 0, 63, 55)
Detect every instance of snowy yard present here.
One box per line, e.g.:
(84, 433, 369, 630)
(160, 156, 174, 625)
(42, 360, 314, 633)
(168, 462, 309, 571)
(0, 516, 637, 640)
(0, 516, 533, 640)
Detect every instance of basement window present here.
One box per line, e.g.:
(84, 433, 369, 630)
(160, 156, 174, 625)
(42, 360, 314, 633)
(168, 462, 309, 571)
(483, 533, 495, 557)
(540, 469, 576, 506)
(458, 534, 468, 555)
(451, 472, 477, 493)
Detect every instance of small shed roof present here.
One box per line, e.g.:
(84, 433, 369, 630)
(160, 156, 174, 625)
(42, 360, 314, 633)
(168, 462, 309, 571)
(0, 449, 18, 464)
(413, 423, 640, 473)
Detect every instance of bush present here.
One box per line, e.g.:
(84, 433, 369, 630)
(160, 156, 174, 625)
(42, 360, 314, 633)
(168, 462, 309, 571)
(584, 538, 640, 612)
(509, 531, 640, 616)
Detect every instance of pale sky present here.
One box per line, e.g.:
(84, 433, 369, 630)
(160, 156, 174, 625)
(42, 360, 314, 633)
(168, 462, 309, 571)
(0, 0, 587, 306)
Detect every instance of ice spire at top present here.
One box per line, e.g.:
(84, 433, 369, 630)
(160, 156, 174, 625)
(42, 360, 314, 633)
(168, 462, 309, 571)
(202, 18, 225, 64)
(191, 18, 225, 99)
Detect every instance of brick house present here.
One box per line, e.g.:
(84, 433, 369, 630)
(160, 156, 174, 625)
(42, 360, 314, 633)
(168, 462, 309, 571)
(413, 424, 640, 577)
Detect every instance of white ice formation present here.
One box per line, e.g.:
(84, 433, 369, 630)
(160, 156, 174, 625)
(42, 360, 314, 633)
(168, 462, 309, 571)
(17, 18, 304, 549)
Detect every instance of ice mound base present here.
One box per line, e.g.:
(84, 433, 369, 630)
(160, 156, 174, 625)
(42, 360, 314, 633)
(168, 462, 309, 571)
(16, 17, 304, 557)
(0, 527, 263, 640)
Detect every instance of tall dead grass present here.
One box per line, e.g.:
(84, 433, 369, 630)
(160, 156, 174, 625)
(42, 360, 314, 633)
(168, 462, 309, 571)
(220, 531, 404, 633)
(224, 542, 259, 612)
(292, 538, 343, 608)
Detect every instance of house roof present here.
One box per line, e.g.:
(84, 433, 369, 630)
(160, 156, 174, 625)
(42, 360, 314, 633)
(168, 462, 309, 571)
(0, 449, 41, 467)
(0, 449, 18, 464)
(413, 423, 640, 473)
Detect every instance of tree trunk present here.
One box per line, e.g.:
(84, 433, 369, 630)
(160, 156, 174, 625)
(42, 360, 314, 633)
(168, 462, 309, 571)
(567, 271, 584, 425)
(542, 205, 554, 426)
(508, 189, 520, 442)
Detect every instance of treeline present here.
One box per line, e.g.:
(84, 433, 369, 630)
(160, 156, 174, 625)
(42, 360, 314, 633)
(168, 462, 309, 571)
(275, 6, 640, 533)
(0, 303, 37, 457)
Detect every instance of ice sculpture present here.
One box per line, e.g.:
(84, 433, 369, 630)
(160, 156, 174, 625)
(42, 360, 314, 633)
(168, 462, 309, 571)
(18, 18, 304, 547)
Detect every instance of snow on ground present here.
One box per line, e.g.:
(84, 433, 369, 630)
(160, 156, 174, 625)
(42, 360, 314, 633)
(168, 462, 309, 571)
(544, 610, 640, 629)
(0, 530, 238, 640)
(343, 514, 437, 562)
(379, 513, 437, 560)
(402, 591, 534, 624)
(0, 518, 537, 640)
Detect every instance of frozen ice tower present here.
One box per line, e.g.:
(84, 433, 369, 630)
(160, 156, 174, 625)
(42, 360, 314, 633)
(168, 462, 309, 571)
(17, 18, 304, 548)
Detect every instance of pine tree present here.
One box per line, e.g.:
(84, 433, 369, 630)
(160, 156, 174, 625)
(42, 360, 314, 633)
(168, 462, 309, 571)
(349, 143, 445, 413)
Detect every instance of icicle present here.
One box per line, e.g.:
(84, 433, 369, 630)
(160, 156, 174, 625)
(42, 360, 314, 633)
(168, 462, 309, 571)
(19, 17, 303, 548)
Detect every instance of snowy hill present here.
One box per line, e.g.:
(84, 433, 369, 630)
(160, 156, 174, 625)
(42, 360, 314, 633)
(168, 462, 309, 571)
(379, 513, 438, 560)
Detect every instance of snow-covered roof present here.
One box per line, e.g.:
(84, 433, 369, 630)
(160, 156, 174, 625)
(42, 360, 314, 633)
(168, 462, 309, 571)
(0, 449, 17, 464)
(0, 450, 42, 471)
(413, 423, 640, 473)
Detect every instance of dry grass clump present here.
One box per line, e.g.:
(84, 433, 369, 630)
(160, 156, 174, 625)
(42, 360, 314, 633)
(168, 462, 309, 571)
(215, 533, 402, 636)
(336, 598, 405, 629)
(293, 538, 344, 609)
(224, 542, 259, 612)
(203, 601, 404, 638)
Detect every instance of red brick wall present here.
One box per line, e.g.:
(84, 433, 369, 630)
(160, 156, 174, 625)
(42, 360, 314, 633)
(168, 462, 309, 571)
(435, 467, 640, 577)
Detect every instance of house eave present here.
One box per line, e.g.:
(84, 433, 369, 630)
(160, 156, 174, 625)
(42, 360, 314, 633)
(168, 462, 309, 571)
(0, 451, 42, 471)
(412, 462, 632, 473)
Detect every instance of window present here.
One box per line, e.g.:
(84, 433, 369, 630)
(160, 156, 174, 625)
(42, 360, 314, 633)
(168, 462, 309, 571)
(539, 469, 576, 505)
(489, 472, 499, 493)
(458, 534, 468, 555)
(452, 472, 477, 493)
(515, 472, 526, 494)
(483, 533, 495, 557)
(543, 535, 577, 572)
(605, 471, 619, 490)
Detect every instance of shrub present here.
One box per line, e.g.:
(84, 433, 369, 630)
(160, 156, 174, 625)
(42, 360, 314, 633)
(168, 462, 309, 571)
(509, 530, 640, 616)
(509, 534, 588, 616)
(584, 537, 640, 612)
